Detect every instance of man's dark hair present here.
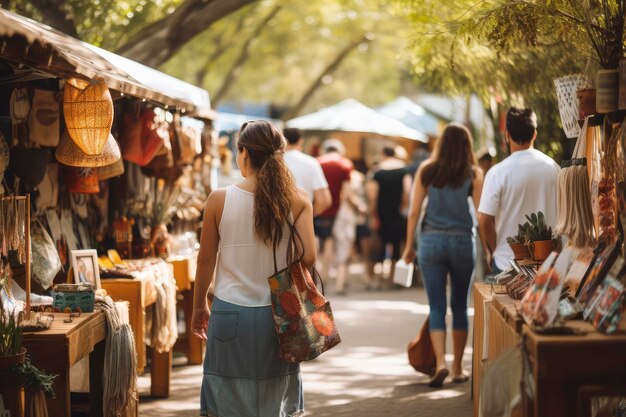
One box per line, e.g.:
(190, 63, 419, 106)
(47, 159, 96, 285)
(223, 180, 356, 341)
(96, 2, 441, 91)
(283, 128, 301, 145)
(506, 107, 537, 144)
(382, 146, 395, 157)
(478, 153, 493, 163)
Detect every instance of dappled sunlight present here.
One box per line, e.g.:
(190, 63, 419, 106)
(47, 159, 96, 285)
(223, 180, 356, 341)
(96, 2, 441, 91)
(416, 388, 467, 400)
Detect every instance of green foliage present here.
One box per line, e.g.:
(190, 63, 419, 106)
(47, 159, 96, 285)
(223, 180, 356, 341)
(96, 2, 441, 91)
(506, 223, 530, 245)
(0, 290, 22, 357)
(13, 359, 57, 398)
(161, 0, 410, 113)
(524, 211, 554, 241)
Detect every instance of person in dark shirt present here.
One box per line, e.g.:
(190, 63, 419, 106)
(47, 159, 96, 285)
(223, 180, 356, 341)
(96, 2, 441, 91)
(367, 145, 412, 284)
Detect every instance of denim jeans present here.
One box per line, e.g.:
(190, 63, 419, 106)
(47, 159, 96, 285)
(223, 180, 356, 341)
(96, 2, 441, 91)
(418, 231, 475, 331)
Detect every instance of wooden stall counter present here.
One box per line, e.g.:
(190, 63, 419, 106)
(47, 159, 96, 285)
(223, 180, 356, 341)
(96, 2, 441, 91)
(522, 321, 626, 417)
(101, 275, 171, 398)
(472, 283, 523, 417)
(22, 311, 106, 417)
(167, 253, 204, 365)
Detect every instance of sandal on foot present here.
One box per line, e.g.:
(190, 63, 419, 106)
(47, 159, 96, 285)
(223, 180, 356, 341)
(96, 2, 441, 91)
(452, 374, 469, 383)
(428, 368, 449, 388)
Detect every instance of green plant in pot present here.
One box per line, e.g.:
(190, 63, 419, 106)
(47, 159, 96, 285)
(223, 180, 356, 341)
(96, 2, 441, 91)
(0, 282, 56, 416)
(524, 211, 557, 261)
(506, 223, 532, 260)
(0, 292, 27, 416)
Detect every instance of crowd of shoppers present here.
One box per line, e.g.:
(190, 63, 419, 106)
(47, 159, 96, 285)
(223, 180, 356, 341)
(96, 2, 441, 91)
(192, 106, 560, 414)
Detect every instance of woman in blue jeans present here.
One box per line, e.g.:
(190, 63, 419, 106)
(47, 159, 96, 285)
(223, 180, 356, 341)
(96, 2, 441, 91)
(402, 123, 484, 388)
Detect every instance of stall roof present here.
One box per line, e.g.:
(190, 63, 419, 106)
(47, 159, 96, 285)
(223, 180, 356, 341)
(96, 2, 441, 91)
(286, 99, 427, 142)
(377, 97, 440, 138)
(0, 8, 213, 118)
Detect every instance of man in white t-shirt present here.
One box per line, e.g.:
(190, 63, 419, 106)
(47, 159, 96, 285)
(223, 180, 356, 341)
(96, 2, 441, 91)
(283, 128, 332, 215)
(478, 107, 560, 274)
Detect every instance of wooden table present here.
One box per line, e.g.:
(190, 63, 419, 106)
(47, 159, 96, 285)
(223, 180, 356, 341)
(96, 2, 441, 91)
(167, 254, 204, 365)
(522, 321, 626, 417)
(472, 283, 523, 417)
(102, 275, 171, 398)
(22, 311, 106, 417)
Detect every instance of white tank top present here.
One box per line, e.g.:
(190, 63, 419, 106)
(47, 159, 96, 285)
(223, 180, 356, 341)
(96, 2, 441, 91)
(214, 185, 291, 306)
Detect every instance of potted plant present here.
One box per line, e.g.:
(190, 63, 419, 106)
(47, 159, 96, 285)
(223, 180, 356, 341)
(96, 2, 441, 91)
(524, 211, 557, 261)
(506, 223, 532, 260)
(0, 294, 26, 416)
(0, 282, 56, 417)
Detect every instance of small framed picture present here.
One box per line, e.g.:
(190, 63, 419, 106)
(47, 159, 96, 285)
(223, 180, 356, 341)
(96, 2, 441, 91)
(71, 249, 101, 289)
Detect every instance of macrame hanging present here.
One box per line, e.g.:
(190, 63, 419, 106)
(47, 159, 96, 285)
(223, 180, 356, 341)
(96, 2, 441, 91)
(63, 77, 113, 155)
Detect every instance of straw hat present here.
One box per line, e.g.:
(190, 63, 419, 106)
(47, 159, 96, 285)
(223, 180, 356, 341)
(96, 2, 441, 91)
(56, 130, 121, 168)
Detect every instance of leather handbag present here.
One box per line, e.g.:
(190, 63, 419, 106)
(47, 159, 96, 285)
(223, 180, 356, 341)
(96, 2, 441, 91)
(268, 223, 341, 363)
(407, 317, 436, 376)
(121, 109, 168, 166)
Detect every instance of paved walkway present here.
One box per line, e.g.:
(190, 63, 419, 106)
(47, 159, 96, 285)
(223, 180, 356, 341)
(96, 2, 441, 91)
(138, 276, 474, 416)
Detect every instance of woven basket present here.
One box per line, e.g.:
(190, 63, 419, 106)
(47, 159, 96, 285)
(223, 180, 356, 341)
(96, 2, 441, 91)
(56, 130, 121, 168)
(63, 77, 113, 155)
(554, 74, 587, 138)
(97, 157, 125, 180)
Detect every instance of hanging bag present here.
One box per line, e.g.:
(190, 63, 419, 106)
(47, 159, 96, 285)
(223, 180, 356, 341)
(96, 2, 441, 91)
(268, 219, 341, 363)
(28, 89, 60, 147)
(555, 116, 596, 247)
(407, 317, 436, 376)
(121, 109, 169, 166)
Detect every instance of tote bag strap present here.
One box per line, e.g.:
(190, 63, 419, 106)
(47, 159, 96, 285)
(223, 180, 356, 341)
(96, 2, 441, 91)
(271, 208, 306, 274)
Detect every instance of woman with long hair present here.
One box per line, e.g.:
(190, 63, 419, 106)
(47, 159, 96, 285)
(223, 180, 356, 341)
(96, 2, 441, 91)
(191, 120, 316, 416)
(402, 123, 484, 388)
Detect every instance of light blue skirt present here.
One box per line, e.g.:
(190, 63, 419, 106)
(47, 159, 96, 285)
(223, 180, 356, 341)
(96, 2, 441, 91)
(200, 297, 304, 417)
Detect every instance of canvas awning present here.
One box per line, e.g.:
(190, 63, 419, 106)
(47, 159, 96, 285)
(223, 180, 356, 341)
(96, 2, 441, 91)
(377, 97, 440, 137)
(0, 8, 213, 118)
(286, 99, 427, 142)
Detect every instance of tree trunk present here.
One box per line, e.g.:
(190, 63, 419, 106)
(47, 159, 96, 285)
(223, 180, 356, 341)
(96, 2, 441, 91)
(281, 36, 369, 121)
(28, 0, 79, 38)
(116, 0, 258, 68)
(211, 5, 282, 106)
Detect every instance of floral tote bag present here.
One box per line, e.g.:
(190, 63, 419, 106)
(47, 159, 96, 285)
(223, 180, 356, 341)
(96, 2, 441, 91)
(268, 223, 341, 363)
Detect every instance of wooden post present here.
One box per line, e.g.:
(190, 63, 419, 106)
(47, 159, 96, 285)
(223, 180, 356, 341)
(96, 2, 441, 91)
(24, 193, 30, 320)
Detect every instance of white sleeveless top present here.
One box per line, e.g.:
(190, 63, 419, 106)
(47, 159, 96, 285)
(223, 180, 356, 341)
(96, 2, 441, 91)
(214, 185, 291, 306)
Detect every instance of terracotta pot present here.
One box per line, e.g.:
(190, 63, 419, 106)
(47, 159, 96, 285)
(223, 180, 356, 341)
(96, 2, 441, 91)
(596, 69, 620, 113)
(577, 88, 597, 119)
(509, 243, 531, 260)
(528, 240, 555, 262)
(0, 348, 26, 417)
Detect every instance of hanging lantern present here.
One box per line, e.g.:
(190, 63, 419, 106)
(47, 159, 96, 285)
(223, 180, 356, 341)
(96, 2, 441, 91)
(56, 130, 121, 168)
(63, 77, 113, 155)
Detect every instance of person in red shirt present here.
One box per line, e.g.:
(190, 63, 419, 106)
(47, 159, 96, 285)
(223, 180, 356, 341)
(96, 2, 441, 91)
(316, 139, 352, 284)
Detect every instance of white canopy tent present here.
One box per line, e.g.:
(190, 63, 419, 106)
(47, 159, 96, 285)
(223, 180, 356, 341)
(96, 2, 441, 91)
(286, 99, 428, 143)
(377, 97, 440, 138)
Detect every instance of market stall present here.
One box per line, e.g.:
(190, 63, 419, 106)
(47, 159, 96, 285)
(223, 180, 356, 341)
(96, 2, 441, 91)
(473, 64, 626, 415)
(285, 98, 428, 167)
(0, 7, 213, 416)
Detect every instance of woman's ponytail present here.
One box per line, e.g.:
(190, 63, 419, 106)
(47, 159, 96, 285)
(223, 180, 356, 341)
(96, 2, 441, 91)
(237, 121, 297, 248)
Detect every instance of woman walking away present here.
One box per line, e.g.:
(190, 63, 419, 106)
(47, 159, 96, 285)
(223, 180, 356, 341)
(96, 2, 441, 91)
(191, 120, 316, 417)
(402, 123, 484, 388)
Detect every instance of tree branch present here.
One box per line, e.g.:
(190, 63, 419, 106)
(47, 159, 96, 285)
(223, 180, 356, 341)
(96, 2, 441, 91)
(116, 0, 258, 68)
(281, 36, 369, 121)
(28, 0, 78, 38)
(194, 12, 248, 86)
(211, 5, 282, 106)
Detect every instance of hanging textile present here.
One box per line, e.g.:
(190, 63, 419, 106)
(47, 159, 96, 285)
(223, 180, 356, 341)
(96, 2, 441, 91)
(96, 296, 137, 417)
